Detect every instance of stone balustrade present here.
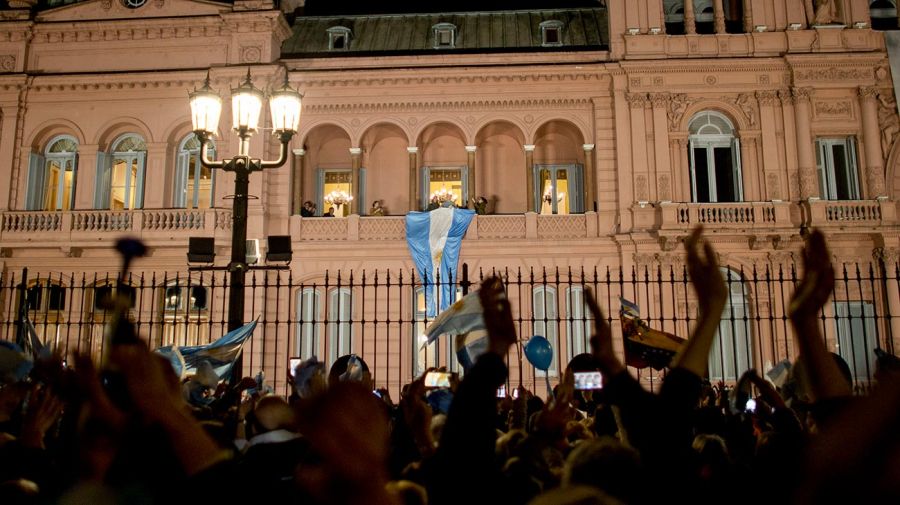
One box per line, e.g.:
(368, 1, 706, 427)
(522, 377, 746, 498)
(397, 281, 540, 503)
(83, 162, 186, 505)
(658, 201, 794, 230)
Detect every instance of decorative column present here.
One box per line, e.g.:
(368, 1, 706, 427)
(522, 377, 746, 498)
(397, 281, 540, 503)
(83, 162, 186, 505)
(742, 0, 753, 33)
(349, 147, 362, 214)
(465, 145, 477, 205)
(649, 93, 671, 202)
(713, 0, 726, 33)
(859, 86, 886, 198)
(292, 148, 305, 214)
(583, 144, 595, 212)
(875, 248, 900, 346)
(792, 87, 818, 199)
(683, 0, 697, 34)
(408, 147, 419, 211)
(0, 106, 18, 210)
(779, 88, 800, 200)
(626, 92, 650, 202)
(756, 90, 781, 199)
(524, 144, 536, 212)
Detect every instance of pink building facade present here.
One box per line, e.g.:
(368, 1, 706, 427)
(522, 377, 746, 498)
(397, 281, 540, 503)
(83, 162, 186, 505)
(1, 0, 899, 396)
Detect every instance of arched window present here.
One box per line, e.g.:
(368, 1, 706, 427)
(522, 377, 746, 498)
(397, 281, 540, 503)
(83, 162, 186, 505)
(96, 134, 147, 210)
(296, 287, 322, 360)
(174, 134, 216, 209)
(26, 135, 78, 211)
(565, 285, 592, 363)
(327, 287, 353, 364)
(870, 1, 898, 30)
(708, 268, 752, 381)
(688, 111, 743, 203)
(160, 281, 209, 347)
(532, 285, 559, 377)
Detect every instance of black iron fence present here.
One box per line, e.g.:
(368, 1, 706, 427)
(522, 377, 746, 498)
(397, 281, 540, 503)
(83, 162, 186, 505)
(1, 258, 898, 397)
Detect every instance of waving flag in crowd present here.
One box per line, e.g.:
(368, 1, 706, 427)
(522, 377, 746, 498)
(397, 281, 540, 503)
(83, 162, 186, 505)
(422, 289, 488, 371)
(156, 319, 257, 380)
(405, 205, 475, 317)
(619, 297, 685, 370)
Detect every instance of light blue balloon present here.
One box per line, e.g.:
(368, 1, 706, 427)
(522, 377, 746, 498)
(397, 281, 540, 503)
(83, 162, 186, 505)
(524, 335, 553, 371)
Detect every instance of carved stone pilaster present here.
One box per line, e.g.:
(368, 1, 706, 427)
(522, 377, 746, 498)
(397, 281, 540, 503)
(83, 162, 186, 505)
(649, 92, 670, 109)
(626, 92, 650, 109)
(732, 93, 758, 127)
(792, 87, 813, 103)
(858, 85, 879, 100)
(874, 247, 900, 264)
(755, 90, 779, 107)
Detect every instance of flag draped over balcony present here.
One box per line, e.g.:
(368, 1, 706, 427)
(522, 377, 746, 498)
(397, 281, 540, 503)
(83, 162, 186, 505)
(406, 206, 475, 317)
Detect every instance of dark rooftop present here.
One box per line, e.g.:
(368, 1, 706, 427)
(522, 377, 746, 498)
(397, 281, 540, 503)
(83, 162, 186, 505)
(283, 7, 609, 57)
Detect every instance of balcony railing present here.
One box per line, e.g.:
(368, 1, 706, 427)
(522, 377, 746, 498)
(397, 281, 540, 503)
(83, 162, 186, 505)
(0, 209, 232, 241)
(805, 199, 896, 226)
(658, 201, 794, 230)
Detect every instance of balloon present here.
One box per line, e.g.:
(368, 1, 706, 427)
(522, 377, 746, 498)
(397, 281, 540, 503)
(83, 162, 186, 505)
(524, 335, 553, 371)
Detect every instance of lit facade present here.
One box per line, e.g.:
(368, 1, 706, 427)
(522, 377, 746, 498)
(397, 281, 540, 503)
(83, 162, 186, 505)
(0, 0, 898, 395)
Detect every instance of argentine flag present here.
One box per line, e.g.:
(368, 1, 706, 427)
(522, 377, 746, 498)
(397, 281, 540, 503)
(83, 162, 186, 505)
(155, 319, 257, 379)
(406, 206, 475, 317)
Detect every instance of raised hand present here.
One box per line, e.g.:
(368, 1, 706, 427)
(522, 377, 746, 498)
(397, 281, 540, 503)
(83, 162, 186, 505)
(585, 287, 625, 377)
(789, 228, 835, 322)
(20, 385, 63, 449)
(479, 276, 517, 357)
(671, 226, 727, 376)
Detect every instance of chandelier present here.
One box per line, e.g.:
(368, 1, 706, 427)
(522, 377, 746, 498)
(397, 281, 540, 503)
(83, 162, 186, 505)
(325, 189, 354, 206)
(430, 187, 457, 204)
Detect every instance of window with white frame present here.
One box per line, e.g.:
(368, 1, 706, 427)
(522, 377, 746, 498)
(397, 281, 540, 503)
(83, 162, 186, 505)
(412, 287, 463, 377)
(327, 288, 353, 364)
(689, 111, 743, 203)
(21, 280, 67, 350)
(816, 138, 860, 200)
(432, 23, 457, 49)
(96, 134, 147, 210)
(327, 26, 352, 50)
(533, 285, 559, 377)
(870, 1, 897, 30)
(535, 164, 583, 214)
(565, 286, 592, 363)
(834, 301, 878, 381)
(296, 288, 322, 360)
(26, 136, 79, 211)
(540, 20, 563, 46)
(175, 135, 216, 209)
(708, 268, 752, 381)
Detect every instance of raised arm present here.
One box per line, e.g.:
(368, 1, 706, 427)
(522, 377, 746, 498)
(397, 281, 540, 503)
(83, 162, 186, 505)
(670, 226, 727, 376)
(788, 229, 851, 401)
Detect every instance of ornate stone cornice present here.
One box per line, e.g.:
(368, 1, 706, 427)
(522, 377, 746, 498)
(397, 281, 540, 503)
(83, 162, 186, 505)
(302, 97, 591, 115)
(874, 247, 900, 263)
(296, 72, 605, 89)
(30, 20, 227, 44)
(793, 66, 874, 82)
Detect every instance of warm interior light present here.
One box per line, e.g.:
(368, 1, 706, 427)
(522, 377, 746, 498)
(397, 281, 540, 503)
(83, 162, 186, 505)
(231, 70, 264, 135)
(188, 73, 222, 136)
(270, 76, 302, 134)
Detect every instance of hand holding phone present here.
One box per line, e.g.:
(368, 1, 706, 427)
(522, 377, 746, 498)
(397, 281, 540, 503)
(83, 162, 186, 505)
(574, 371, 603, 390)
(424, 371, 453, 388)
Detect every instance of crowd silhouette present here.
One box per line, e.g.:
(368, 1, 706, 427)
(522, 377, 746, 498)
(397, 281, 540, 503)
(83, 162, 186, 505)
(0, 227, 899, 504)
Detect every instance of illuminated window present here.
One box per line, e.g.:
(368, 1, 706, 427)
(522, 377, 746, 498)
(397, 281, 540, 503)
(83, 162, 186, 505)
(535, 164, 583, 214)
(161, 282, 209, 347)
(175, 134, 216, 209)
(96, 134, 146, 210)
(26, 135, 78, 211)
(423, 167, 466, 210)
(318, 169, 360, 217)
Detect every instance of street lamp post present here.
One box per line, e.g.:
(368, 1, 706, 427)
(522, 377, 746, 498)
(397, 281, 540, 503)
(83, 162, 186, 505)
(188, 69, 302, 373)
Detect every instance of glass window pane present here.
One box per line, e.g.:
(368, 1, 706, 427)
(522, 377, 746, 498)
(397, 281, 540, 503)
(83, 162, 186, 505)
(47, 285, 66, 311)
(165, 287, 181, 311)
(830, 144, 854, 200)
(693, 147, 711, 202)
(190, 287, 207, 310)
(323, 171, 353, 217)
(713, 147, 737, 202)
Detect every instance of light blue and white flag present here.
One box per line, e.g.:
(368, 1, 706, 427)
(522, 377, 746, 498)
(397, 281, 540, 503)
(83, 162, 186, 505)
(620, 297, 641, 319)
(423, 289, 488, 372)
(155, 319, 257, 380)
(406, 206, 475, 317)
